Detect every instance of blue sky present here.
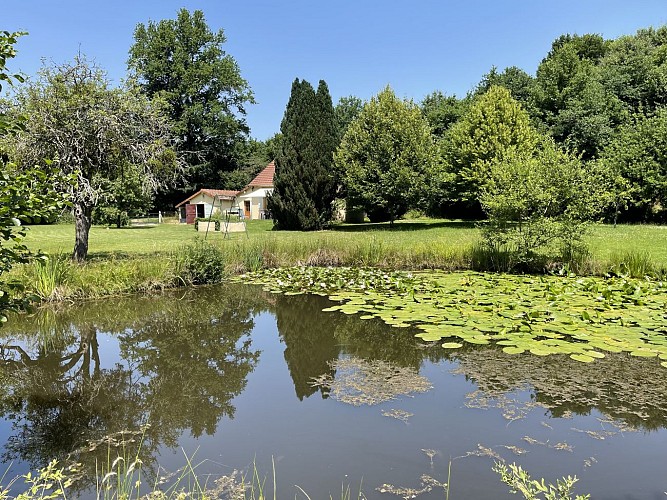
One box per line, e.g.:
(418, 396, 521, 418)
(3, 1, 667, 140)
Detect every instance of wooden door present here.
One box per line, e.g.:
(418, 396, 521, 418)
(244, 200, 251, 219)
(185, 204, 197, 224)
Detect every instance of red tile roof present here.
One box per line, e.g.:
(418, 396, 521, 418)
(175, 189, 239, 207)
(247, 161, 275, 188)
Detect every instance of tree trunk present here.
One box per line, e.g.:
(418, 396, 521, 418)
(73, 202, 93, 262)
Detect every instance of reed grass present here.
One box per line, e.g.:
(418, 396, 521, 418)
(7, 220, 665, 304)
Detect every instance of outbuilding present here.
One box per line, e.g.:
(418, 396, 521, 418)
(175, 189, 239, 224)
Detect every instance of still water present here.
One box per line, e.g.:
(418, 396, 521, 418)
(1, 283, 666, 498)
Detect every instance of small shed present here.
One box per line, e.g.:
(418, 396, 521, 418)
(175, 189, 239, 224)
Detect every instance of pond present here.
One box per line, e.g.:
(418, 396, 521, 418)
(1, 282, 666, 499)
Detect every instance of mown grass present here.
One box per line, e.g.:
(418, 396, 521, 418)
(11, 219, 666, 302)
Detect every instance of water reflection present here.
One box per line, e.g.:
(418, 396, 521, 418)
(1, 284, 667, 497)
(450, 346, 667, 430)
(0, 285, 267, 488)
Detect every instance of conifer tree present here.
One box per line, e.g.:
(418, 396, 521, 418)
(269, 78, 338, 230)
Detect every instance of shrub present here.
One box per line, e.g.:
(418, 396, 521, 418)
(176, 239, 226, 285)
(480, 139, 603, 270)
(93, 206, 129, 227)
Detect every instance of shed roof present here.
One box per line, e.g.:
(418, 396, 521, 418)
(175, 189, 239, 208)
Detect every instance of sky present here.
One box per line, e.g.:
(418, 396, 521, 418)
(3, 1, 667, 140)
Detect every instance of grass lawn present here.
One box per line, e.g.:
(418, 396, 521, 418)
(12, 218, 666, 302)
(23, 219, 481, 261)
(24, 219, 666, 266)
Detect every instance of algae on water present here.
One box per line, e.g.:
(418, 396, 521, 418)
(310, 356, 432, 406)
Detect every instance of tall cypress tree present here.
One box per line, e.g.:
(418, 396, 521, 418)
(269, 78, 337, 230)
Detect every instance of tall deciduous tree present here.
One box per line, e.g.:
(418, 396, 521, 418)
(269, 78, 338, 230)
(128, 8, 254, 206)
(532, 34, 626, 159)
(444, 85, 538, 213)
(11, 55, 179, 261)
(421, 90, 468, 138)
(334, 95, 364, 140)
(599, 109, 667, 222)
(334, 86, 435, 224)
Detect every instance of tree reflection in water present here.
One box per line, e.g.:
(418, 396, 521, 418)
(450, 346, 667, 431)
(2, 283, 667, 493)
(0, 284, 268, 490)
(275, 292, 446, 401)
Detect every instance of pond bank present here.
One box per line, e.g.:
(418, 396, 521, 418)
(8, 227, 667, 305)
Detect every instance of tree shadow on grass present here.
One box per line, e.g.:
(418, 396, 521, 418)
(331, 219, 479, 232)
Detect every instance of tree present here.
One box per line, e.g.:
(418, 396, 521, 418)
(599, 109, 667, 222)
(93, 163, 154, 227)
(421, 90, 468, 138)
(334, 86, 435, 224)
(443, 85, 539, 213)
(334, 95, 364, 140)
(128, 8, 254, 205)
(11, 55, 179, 261)
(474, 66, 537, 120)
(268, 78, 338, 230)
(532, 34, 625, 159)
(0, 31, 70, 324)
(598, 26, 667, 116)
(480, 139, 602, 269)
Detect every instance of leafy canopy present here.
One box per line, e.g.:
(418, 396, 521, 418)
(128, 8, 254, 199)
(10, 55, 179, 261)
(335, 86, 435, 223)
(0, 32, 71, 324)
(444, 85, 539, 207)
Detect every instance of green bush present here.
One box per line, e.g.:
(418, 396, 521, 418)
(93, 206, 129, 227)
(480, 140, 603, 270)
(176, 239, 226, 285)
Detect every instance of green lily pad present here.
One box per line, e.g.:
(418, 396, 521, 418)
(442, 342, 463, 349)
(502, 346, 525, 355)
(570, 353, 595, 363)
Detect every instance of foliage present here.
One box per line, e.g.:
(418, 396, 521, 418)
(0, 460, 77, 500)
(0, 31, 26, 137)
(0, 33, 71, 325)
(598, 26, 667, 116)
(494, 462, 590, 500)
(0, 165, 70, 324)
(220, 138, 273, 190)
(598, 108, 667, 222)
(475, 66, 537, 119)
(335, 86, 435, 223)
(479, 139, 602, 267)
(532, 37, 626, 159)
(128, 8, 254, 204)
(93, 163, 154, 227)
(269, 78, 339, 230)
(334, 95, 364, 139)
(176, 238, 227, 284)
(443, 85, 539, 211)
(420, 90, 468, 138)
(9, 54, 179, 261)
